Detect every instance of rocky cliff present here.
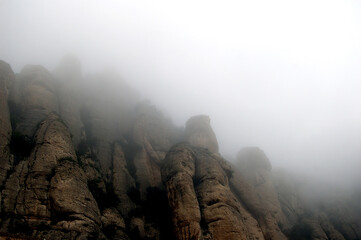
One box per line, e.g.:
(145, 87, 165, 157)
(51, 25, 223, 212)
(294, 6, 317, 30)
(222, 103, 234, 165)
(0, 58, 360, 240)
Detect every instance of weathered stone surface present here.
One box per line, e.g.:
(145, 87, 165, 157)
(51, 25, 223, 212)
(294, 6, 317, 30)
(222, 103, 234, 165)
(185, 115, 218, 153)
(162, 144, 201, 240)
(194, 148, 264, 240)
(50, 159, 101, 234)
(1, 58, 361, 240)
(79, 71, 139, 174)
(162, 143, 265, 240)
(237, 147, 272, 171)
(318, 213, 346, 240)
(132, 103, 175, 200)
(0, 60, 14, 185)
(324, 200, 361, 240)
(1, 113, 102, 238)
(2, 113, 76, 220)
(272, 169, 304, 227)
(112, 142, 136, 217)
(236, 147, 288, 238)
(101, 208, 129, 239)
(11, 65, 59, 138)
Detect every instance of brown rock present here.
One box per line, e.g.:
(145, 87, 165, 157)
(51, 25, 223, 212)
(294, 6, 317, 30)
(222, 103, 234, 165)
(50, 159, 101, 232)
(11, 65, 59, 138)
(79, 71, 139, 174)
(112, 142, 136, 216)
(2, 113, 76, 220)
(162, 144, 201, 240)
(162, 143, 265, 240)
(185, 115, 218, 153)
(318, 213, 345, 240)
(2, 113, 102, 238)
(101, 208, 129, 239)
(132, 103, 175, 200)
(237, 148, 288, 237)
(0, 60, 14, 185)
(194, 147, 264, 240)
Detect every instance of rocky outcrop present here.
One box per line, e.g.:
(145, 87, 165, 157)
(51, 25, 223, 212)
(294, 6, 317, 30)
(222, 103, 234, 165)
(131, 103, 176, 200)
(112, 142, 136, 217)
(272, 169, 304, 227)
(49, 158, 102, 238)
(0, 60, 14, 185)
(1, 59, 360, 240)
(161, 144, 202, 240)
(78, 71, 139, 175)
(236, 147, 289, 236)
(1, 113, 102, 239)
(10, 65, 59, 139)
(185, 115, 218, 153)
(2, 113, 75, 219)
(162, 143, 265, 240)
(163, 117, 290, 240)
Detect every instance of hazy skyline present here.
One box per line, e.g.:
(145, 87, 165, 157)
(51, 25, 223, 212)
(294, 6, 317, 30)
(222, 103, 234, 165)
(1, 0, 361, 187)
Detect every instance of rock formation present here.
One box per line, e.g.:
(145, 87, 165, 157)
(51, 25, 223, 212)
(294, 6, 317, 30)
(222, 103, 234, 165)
(10, 65, 59, 139)
(162, 118, 268, 240)
(1, 113, 102, 239)
(184, 115, 218, 153)
(0, 58, 360, 240)
(0, 60, 14, 185)
(162, 143, 267, 240)
(236, 147, 289, 236)
(131, 103, 175, 200)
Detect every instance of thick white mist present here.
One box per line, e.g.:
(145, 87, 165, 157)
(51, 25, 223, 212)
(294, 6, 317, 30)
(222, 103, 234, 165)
(1, 0, 361, 186)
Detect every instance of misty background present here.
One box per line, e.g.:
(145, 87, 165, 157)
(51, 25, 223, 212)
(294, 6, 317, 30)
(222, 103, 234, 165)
(1, 0, 361, 188)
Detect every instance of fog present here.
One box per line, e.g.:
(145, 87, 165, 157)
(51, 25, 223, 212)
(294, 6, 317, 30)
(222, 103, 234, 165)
(1, 0, 361, 188)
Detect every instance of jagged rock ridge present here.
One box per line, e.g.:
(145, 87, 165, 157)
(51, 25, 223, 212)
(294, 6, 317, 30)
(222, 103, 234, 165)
(0, 58, 360, 240)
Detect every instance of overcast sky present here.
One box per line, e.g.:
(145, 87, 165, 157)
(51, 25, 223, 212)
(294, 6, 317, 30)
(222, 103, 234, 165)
(1, 0, 361, 187)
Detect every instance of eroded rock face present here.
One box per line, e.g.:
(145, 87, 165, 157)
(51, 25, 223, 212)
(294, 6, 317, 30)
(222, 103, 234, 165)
(2, 113, 75, 219)
(78, 71, 139, 175)
(161, 144, 201, 240)
(112, 142, 136, 217)
(272, 169, 304, 227)
(0, 60, 14, 185)
(10, 65, 59, 138)
(162, 143, 265, 240)
(185, 115, 218, 153)
(50, 159, 101, 235)
(163, 117, 289, 240)
(1, 59, 361, 240)
(236, 147, 289, 236)
(131, 103, 176, 200)
(1, 113, 102, 238)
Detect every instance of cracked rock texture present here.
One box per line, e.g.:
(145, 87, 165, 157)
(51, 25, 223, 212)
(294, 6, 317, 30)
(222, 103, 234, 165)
(0, 59, 360, 240)
(162, 143, 265, 240)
